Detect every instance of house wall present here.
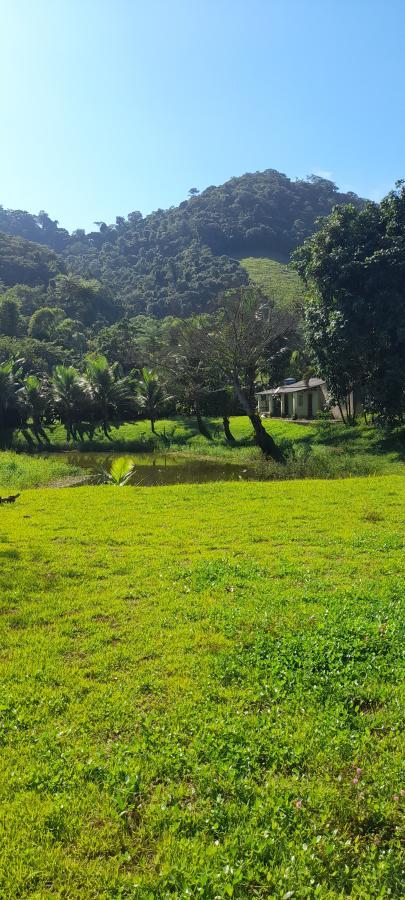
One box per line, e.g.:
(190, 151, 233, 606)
(292, 387, 325, 418)
(258, 386, 328, 419)
(330, 392, 363, 421)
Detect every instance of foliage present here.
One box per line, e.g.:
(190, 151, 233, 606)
(0, 359, 26, 438)
(0, 334, 71, 375)
(294, 183, 405, 424)
(0, 476, 403, 896)
(206, 286, 294, 457)
(162, 316, 217, 436)
(0, 231, 64, 289)
(0, 171, 364, 322)
(84, 354, 135, 435)
(28, 306, 63, 341)
(99, 456, 137, 485)
(51, 364, 89, 441)
(135, 368, 167, 432)
(50, 274, 117, 326)
(0, 295, 20, 336)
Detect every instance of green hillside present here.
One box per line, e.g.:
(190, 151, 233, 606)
(0, 170, 362, 319)
(0, 231, 64, 290)
(241, 256, 305, 310)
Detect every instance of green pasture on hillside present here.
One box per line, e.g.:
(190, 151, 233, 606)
(240, 257, 304, 310)
(0, 476, 404, 897)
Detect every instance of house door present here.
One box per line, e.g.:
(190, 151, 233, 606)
(307, 392, 313, 418)
(284, 394, 289, 417)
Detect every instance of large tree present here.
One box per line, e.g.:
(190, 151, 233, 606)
(162, 316, 214, 438)
(0, 296, 20, 337)
(293, 183, 405, 423)
(207, 286, 293, 460)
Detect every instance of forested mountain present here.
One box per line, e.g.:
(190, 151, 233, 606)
(0, 231, 64, 291)
(0, 169, 364, 320)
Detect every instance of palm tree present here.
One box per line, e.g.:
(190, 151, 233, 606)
(52, 365, 89, 441)
(99, 457, 137, 486)
(135, 368, 166, 433)
(0, 360, 26, 446)
(84, 355, 135, 437)
(23, 375, 53, 444)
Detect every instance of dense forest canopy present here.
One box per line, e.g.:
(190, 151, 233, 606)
(0, 231, 64, 291)
(0, 173, 404, 434)
(0, 169, 364, 322)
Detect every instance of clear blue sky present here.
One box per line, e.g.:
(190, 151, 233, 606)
(1, 0, 404, 232)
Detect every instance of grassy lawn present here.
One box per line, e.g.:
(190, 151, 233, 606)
(0, 477, 403, 896)
(0, 452, 83, 491)
(11, 415, 405, 465)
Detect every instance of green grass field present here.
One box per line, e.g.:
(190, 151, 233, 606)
(240, 257, 304, 310)
(0, 476, 403, 896)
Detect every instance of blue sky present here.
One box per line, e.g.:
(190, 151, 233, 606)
(1, 0, 404, 232)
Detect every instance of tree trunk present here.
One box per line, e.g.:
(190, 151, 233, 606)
(250, 413, 285, 461)
(337, 398, 346, 425)
(150, 418, 156, 433)
(222, 415, 235, 443)
(232, 381, 284, 462)
(195, 405, 211, 439)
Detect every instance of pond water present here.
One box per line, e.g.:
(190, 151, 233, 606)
(48, 452, 261, 487)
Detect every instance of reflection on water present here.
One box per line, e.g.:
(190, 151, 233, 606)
(45, 452, 259, 486)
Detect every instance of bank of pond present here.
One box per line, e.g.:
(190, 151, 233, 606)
(1, 418, 404, 491)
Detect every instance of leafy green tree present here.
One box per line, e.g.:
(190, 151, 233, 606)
(0, 284, 48, 319)
(28, 307, 62, 341)
(0, 335, 70, 375)
(293, 183, 405, 423)
(162, 317, 214, 438)
(207, 287, 293, 459)
(0, 296, 20, 336)
(51, 275, 116, 326)
(53, 318, 87, 353)
(0, 231, 64, 289)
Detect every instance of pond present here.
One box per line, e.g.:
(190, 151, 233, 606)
(46, 452, 261, 487)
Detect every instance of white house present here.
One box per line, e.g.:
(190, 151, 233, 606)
(256, 377, 329, 419)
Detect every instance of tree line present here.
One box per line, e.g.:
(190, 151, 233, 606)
(0, 170, 364, 321)
(0, 286, 295, 460)
(0, 182, 403, 451)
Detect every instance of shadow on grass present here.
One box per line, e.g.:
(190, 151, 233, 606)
(10, 417, 405, 464)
